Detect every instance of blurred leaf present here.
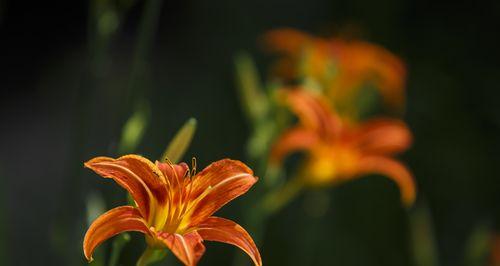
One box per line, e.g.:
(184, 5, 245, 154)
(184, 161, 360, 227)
(108, 233, 131, 266)
(98, 10, 119, 36)
(247, 120, 276, 160)
(161, 118, 197, 163)
(118, 101, 151, 154)
(465, 223, 490, 266)
(411, 205, 439, 266)
(352, 85, 382, 120)
(234, 52, 269, 123)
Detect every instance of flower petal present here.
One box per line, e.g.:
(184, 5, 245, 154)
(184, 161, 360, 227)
(197, 217, 262, 266)
(349, 118, 412, 155)
(331, 40, 407, 109)
(270, 127, 319, 164)
(83, 206, 150, 261)
(280, 89, 340, 140)
(156, 161, 190, 188)
(262, 28, 313, 55)
(355, 156, 416, 206)
(186, 159, 258, 226)
(156, 231, 205, 266)
(84, 155, 168, 218)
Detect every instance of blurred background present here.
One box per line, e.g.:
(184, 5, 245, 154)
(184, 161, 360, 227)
(1, 0, 499, 265)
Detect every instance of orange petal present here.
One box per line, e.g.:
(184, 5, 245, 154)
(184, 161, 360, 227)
(197, 217, 262, 266)
(261, 28, 314, 55)
(156, 231, 205, 266)
(355, 156, 416, 206)
(156, 161, 190, 188)
(84, 155, 168, 218)
(83, 206, 150, 261)
(349, 118, 412, 155)
(490, 234, 500, 266)
(187, 159, 258, 226)
(281, 89, 340, 139)
(331, 40, 406, 109)
(270, 127, 319, 165)
(359, 42, 406, 109)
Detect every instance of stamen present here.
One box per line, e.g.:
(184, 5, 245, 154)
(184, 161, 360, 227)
(191, 157, 197, 177)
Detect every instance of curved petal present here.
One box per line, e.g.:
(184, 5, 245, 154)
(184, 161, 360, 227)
(83, 206, 150, 261)
(197, 217, 262, 266)
(270, 127, 319, 164)
(330, 40, 407, 109)
(355, 156, 416, 206)
(186, 159, 258, 226)
(84, 155, 168, 218)
(281, 89, 340, 139)
(349, 118, 412, 155)
(357, 42, 406, 110)
(156, 231, 205, 266)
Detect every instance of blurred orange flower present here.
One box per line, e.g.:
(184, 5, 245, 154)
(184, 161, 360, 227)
(270, 89, 415, 206)
(491, 234, 500, 266)
(83, 155, 262, 266)
(263, 28, 407, 113)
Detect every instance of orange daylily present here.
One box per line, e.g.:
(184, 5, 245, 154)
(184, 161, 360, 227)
(263, 28, 407, 112)
(83, 155, 262, 266)
(270, 89, 416, 206)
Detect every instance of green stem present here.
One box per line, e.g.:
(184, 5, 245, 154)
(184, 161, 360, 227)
(108, 234, 131, 266)
(136, 247, 167, 266)
(232, 177, 305, 266)
(121, 0, 163, 117)
(108, 0, 163, 262)
(262, 176, 305, 216)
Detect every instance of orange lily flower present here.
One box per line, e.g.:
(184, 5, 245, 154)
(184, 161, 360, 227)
(263, 28, 407, 112)
(83, 155, 262, 266)
(270, 89, 416, 206)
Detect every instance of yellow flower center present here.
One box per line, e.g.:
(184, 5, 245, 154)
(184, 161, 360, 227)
(307, 145, 359, 186)
(147, 160, 205, 235)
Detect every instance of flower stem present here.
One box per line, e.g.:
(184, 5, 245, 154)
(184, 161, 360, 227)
(136, 247, 167, 266)
(108, 233, 131, 266)
(262, 176, 305, 215)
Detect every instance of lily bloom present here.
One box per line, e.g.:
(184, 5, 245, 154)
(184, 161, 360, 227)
(270, 89, 416, 206)
(83, 155, 262, 266)
(263, 28, 407, 112)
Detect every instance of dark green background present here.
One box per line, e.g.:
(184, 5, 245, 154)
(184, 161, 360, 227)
(1, 0, 499, 265)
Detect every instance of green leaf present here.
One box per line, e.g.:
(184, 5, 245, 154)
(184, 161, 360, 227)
(234, 52, 269, 123)
(118, 101, 151, 154)
(410, 205, 439, 266)
(161, 118, 197, 163)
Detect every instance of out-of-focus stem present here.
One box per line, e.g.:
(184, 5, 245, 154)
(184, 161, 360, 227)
(262, 176, 305, 215)
(136, 247, 167, 266)
(122, 0, 163, 116)
(233, 176, 305, 266)
(108, 234, 131, 266)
